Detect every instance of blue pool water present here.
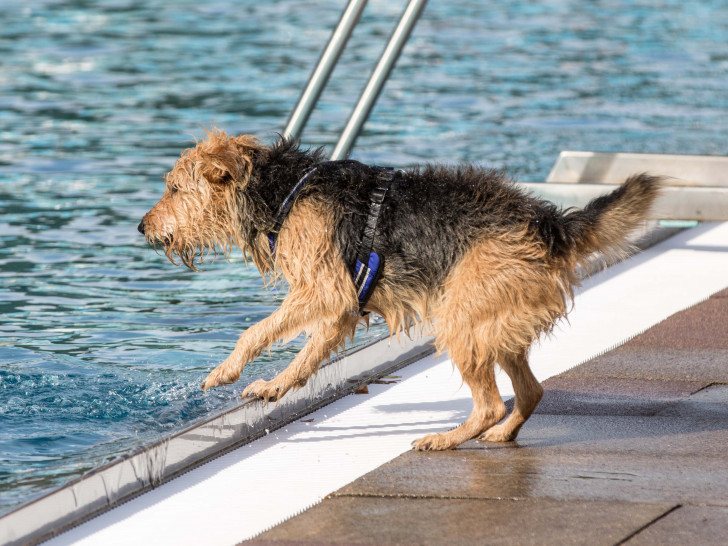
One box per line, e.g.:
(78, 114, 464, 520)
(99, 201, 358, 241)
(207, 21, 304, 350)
(1, 0, 727, 515)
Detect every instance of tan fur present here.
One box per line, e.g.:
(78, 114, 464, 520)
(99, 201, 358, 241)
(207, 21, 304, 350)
(141, 130, 660, 451)
(409, 231, 564, 449)
(140, 130, 267, 270)
(366, 273, 433, 340)
(200, 200, 361, 400)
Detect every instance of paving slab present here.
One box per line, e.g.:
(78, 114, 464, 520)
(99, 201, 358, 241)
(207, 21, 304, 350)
(535, 375, 708, 416)
(334, 445, 728, 506)
(622, 297, 728, 350)
(711, 288, 728, 299)
(512, 413, 728, 457)
(250, 289, 728, 544)
(560, 347, 728, 382)
(625, 505, 728, 546)
(247, 269, 728, 544)
(251, 497, 674, 546)
(655, 384, 728, 418)
(327, 356, 728, 506)
(559, 288, 728, 382)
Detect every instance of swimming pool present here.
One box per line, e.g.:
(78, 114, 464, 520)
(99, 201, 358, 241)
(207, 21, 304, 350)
(1, 0, 726, 516)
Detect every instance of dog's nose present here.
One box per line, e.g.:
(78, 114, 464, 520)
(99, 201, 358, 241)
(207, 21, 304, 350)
(137, 221, 145, 235)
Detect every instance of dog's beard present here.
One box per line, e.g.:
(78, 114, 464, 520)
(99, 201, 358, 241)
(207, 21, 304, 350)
(144, 210, 249, 271)
(160, 233, 243, 271)
(165, 241, 213, 271)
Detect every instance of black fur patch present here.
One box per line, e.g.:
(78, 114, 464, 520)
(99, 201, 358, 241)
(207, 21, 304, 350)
(248, 138, 652, 297)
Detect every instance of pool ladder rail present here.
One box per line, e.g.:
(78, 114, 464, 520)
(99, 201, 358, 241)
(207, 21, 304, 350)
(282, 0, 728, 222)
(282, 0, 428, 160)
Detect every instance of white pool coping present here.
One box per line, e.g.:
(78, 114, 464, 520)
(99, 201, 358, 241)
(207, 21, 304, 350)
(46, 221, 728, 545)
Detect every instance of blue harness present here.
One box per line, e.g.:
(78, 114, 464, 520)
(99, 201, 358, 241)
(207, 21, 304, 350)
(268, 161, 398, 313)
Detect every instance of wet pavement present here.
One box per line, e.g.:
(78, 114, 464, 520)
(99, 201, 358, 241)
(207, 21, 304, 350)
(249, 287, 728, 545)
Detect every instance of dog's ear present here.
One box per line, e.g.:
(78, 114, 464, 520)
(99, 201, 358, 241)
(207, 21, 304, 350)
(197, 130, 262, 186)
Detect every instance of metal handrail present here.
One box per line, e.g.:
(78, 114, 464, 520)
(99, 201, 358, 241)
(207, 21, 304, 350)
(283, 0, 368, 141)
(283, 0, 428, 159)
(331, 0, 428, 160)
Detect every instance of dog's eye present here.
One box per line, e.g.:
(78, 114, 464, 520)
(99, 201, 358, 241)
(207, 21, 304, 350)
(169, 186, 179, 195)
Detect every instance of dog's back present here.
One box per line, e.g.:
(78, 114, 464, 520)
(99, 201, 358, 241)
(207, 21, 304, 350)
(329, 166, 661, 325)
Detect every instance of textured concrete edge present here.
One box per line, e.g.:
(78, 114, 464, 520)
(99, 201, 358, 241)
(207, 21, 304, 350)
(555, 286, 724, 382)
(0, 333, 436, 546)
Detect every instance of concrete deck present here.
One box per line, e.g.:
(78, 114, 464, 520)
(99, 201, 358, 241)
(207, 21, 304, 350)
(252, 288, 728, 545)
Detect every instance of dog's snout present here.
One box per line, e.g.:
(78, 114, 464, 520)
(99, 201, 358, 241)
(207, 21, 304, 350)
(137, 221, 146, 235)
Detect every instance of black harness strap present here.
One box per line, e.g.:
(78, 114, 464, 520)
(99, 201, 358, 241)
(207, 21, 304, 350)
(268, 161, 399, 314)
(351, 168, 399, 310)
(268, 163, 319, 254)
(268, 160, 358, 254)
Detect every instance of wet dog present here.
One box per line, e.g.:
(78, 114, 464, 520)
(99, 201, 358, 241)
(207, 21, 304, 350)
(139, 129, 661, 450)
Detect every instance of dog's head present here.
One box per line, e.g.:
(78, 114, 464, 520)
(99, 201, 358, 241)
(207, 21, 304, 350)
(138, 129, 263, 270)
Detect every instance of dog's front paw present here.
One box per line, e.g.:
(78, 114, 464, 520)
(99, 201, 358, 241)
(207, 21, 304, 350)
(201, 361, 241, 391)
(411, 433, 457, 451)
(479, 424, 516, 443)
(242, 378, 289, 404)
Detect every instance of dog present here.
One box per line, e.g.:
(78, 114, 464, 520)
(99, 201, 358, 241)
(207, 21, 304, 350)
(138, 129, 661, 450)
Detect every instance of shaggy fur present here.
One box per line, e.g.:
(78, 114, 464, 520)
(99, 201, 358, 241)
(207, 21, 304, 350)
(139, 129, 662, 450)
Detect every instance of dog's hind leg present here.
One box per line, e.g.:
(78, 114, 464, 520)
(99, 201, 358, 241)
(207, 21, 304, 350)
(241, 313, 357, 403)
(411, 235, 550, 451)
(481, 348, 543, 442)
(412, 360, 507, 451)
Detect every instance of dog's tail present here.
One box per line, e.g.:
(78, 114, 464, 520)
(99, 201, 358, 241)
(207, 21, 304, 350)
(540, 173, 663, 262)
